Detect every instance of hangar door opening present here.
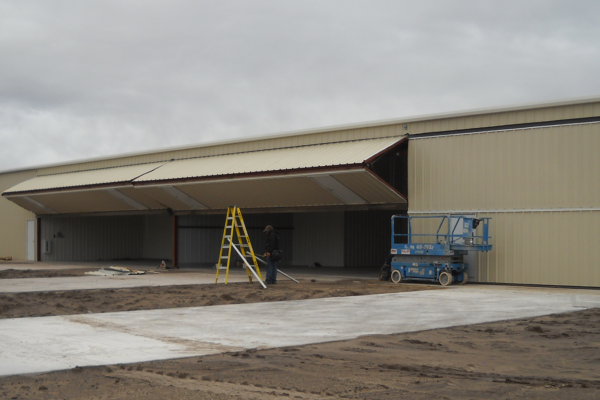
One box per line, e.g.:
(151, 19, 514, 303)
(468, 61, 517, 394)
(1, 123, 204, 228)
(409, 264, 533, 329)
(177, 209, 406, 270)
(177, 213, 294, 268)
(37, 214, 173, 262)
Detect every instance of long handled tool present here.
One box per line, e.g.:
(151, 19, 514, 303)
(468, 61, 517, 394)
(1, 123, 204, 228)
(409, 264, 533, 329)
(254, 255, 300, 284)
(228, 239, 267, 289)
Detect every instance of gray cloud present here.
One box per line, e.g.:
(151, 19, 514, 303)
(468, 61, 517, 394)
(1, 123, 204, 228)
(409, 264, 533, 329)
(1, 0, 599, 170)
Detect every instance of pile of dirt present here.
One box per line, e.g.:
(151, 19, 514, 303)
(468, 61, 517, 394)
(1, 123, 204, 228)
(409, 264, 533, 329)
(0, 279, 436, 319)
(1, 308, 598, 399)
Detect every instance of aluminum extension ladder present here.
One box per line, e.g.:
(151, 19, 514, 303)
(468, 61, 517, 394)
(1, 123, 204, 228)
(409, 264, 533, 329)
(215, 206, 263, 285)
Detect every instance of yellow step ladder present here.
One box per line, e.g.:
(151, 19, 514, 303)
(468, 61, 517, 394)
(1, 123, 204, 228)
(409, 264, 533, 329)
(216, 206, 264, 286)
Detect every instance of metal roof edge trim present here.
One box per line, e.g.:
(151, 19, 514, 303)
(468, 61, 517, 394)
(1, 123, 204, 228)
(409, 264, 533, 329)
(2, 95, 599, 175)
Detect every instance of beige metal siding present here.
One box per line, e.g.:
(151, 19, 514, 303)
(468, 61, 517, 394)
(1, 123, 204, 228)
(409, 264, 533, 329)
(0, 171, 37, 260)
(2, 137, 402, 195)
(408, 123, 600, 212)
(4, 163, 164, 194)
(36, 125, 406, 176)
(477, 211, 600, 287)
(408, 121, 600, 287)
(31, 99, 600, 177)
(133, 137, 402, 183)
(6, 170, 406, 215)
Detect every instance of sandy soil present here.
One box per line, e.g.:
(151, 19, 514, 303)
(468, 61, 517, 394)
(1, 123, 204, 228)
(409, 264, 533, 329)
(0, 279, 435, 319)
(1, 307, 598, 399)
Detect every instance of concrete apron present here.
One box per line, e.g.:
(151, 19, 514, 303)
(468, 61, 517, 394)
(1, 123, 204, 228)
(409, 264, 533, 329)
(1, 287, 598, 377)
(0, 272, 253, 293)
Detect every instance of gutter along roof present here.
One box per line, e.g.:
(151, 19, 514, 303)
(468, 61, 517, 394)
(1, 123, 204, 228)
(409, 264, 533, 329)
(2, 137, 407, 215)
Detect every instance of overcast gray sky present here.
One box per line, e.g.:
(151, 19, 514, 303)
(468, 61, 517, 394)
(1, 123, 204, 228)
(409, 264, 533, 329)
(1, 1, 598, 171)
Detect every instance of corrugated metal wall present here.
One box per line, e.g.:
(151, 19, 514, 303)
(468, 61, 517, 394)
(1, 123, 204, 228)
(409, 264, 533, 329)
(477, 211, 600, 286)
(40, 216, 145, 261)
(409, 123, 600, 211)
(408, 122, 600, 287)
(142, 214, 173, 260)
(293, 212, 344, 267)
(344, 210, 404, 268)
(0, 171, 37, 260)
(178, 213, 293, 266)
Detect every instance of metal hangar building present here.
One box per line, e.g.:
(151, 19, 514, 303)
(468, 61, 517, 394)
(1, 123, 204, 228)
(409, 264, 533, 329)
(1, 96, 599, 287)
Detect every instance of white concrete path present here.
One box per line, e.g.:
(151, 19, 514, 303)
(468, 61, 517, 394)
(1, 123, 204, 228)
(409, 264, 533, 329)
(1, 287, 598, 377)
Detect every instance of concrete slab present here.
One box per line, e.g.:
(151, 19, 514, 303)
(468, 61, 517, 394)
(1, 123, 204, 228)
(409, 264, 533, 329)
(1, 287, 598, 377)
(0, 267, 376, 293)
(0, 271, 253, 293)
(0, 260, 167, 271)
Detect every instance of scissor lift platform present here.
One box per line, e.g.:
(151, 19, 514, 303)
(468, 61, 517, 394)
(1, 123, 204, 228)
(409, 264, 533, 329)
(388, 215, 492, 286)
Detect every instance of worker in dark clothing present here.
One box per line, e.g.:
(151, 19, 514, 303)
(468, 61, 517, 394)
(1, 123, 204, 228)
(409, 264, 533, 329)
(263, 225, 279, 284)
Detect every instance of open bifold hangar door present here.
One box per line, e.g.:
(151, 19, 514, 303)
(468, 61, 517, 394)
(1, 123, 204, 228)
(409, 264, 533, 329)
(2, 137, 407, 215)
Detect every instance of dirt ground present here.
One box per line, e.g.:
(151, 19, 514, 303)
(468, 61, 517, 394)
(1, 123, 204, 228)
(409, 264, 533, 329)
(1, 307, 598, 399)
(1, 270, 598, 399)
(0, 278, 435, 319)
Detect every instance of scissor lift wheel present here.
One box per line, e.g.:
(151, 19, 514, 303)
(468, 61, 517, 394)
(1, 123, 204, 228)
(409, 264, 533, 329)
(439, 271, 453, 286)
(459, 273, 468, 285)
(391, 270, 402, 283)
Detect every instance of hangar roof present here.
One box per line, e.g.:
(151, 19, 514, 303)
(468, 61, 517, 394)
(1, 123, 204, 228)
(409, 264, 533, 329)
(1, 95, 598, 176)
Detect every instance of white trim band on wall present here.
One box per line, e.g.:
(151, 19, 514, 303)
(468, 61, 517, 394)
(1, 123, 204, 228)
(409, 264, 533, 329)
(409, 207, 600, 214)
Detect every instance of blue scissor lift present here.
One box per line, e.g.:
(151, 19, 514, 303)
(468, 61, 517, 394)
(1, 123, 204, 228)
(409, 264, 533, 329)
(389, 215, 492, 286)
